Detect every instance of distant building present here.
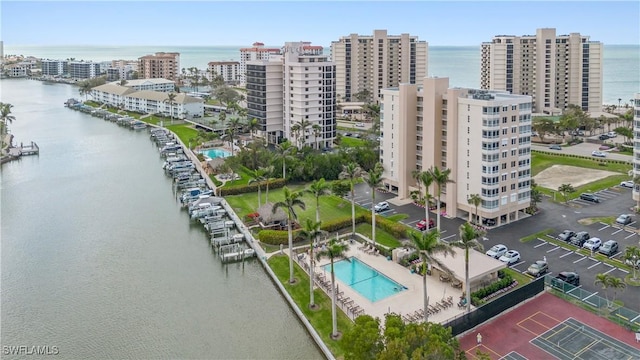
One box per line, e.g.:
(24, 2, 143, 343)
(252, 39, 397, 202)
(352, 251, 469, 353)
(481, 28, 603, 114)
(106, 60, 138, 81)
(5, 63, 28, 77)
(68, 61, 101, 79)
(239, 42, 281, 85)
(633, 93, 640, 204)
(207, 61, 240, 84)
(41, 59, 68, 76)
(380, 77, 533, 227)
(138, 52, 180, 82)
(110, 78, 175, 92)
(331, 29, 428, 103)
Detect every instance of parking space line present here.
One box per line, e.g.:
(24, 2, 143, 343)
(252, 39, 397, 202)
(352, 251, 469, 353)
(441, 234, 456, 242)
(603, 267, 616, 275)
(618, 268, 629, 274)
(559, 251, 574, 258)
(534, 241, 548, 248)
(511, 261, 526, 268)
(625, 232, 637, 239)
(360, 202, 372, 207)
(611, 228, 623, 235)
(573, 257, 586, 264)
(405, 219, 419, 226)
(546, 246, 560, 253)
(587, 261, 602, 269)
(604, 263, 614, 268)
(598, 224, 610, 231)
(628, 221, 636, 226)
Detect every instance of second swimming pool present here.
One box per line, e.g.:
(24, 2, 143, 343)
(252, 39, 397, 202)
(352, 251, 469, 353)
(323, 257, 405, 302)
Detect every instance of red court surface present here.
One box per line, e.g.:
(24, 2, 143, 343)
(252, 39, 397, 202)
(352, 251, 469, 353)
(459, 292, 640, 359)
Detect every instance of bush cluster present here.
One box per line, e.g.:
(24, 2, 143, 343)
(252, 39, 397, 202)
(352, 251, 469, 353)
(258, 229, 303, 245)
(532, 150, 630, 165)
(219, 178, 286, 196)
(362, 212, 407, 238)
(470, 274, 514, 305)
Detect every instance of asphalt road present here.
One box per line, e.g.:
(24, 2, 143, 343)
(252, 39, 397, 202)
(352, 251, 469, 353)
(351, 182, 640, 312)
(532, 139, 633, 163)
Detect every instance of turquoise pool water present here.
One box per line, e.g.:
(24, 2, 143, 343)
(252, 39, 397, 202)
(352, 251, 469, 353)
(323, 257, 405, 302)
(201, 148, 230, 159)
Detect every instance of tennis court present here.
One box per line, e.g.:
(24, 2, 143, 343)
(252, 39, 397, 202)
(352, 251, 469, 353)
(530, 317, 639, 359)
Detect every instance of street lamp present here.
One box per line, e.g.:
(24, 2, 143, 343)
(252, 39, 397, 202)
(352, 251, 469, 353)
(618, 98, 622, 113)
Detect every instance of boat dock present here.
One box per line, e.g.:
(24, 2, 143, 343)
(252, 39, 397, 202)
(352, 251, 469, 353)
(17, 141, 39, 155)
(2, 138, 40, 164)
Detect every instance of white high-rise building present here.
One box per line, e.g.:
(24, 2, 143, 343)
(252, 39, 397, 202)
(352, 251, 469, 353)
(481, 28, 603, 114)
(239, 42, 281, 86)
(208, 61, 240, 84)
(633, 93, 640, 204)
(380, 77, 533, 226)
(331, 29, 427, 103)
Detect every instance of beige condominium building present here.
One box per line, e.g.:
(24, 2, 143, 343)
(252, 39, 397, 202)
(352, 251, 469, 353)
(239, 42, 281, 86)
(246, 42, 336, 148)
(380, 77, 533, 226)
(138, 52, 180, 82)
(481, 28, 602, 115)
(331, 29, 427, 103)
(207, 61, 240, 84)
(633, 93, 640, 203)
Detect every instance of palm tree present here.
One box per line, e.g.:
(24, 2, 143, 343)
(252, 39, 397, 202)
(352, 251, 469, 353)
(316, 238, 348, 339)
(594, 273, 612, 307)
(224, 117, 242, 156)
(451, 223, 485, 312)
(420, 171, 435, 231)
(0, 103, 16, 150)
(248, 167, 267, 208)
(277, 142, 296, 180)
(363, 163, 384, 247)
(306, 178, 331, 222)
(218, 111, 227, 130)
(312, 124, 322, 150)
(608, 276, 626, 306)
(292, 119, 312, 148)
(339, 163, 364, 237)
(246, 117, 260, 139)
(411, 169, 423, 205)
(78, 81, 92, 100)
(164, 92, 177, 124)
(558, 183, 575, 203)
(429, 166, 454, 231)
(623, 246, 640, 280)
(408, 229, 456, 323)
(299, 219, 326, 310)
(263, 165, 275, 203)
(272, 187, 306, 284)
(467, 194, 482, 225)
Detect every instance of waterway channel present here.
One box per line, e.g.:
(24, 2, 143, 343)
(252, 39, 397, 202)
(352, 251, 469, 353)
(0, 79, 322, 359)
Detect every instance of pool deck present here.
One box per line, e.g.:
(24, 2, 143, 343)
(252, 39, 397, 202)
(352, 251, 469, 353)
(306, 246, 470, 323)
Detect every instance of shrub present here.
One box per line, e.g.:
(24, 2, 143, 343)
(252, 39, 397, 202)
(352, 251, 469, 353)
(321, 214, 366, 232)
(258, 229, 302, 245)
(362, 212, 407, 238)
(210, 175, 223, 187)
(219, 178, 286, 196)
(470, 274, 514, 306)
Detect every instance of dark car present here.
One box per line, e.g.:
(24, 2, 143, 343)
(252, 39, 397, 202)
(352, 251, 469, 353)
(558, 230, 575, 242)
(579, 193, 600, 203)
(483, 218, 496, 226)
(599, 134, 610, 140)
(552, 272, 580, 287)
(570, 231, 590, 247)
(549, 145, 562, 150)
(598, 240, 619, 257)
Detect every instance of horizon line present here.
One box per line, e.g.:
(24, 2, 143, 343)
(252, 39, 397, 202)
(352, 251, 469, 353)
(5, 43, 638, 48)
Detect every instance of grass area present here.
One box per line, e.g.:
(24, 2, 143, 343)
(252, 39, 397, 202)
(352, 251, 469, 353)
(267, 255, 352, 357)
(339, 137, 367, 147)
(223, 166, 253, 187)
(205, 99, 222, 106)
(386, 213, 409, 222)
(520, 229, 555, 243)
(502, 267, 531, 287)
(354, 223, 402, 248)
(166, 124, 200, 145)
(577, 216, 615, 225)
(531, 151, 631, 176)
(538, 174, 630, 201)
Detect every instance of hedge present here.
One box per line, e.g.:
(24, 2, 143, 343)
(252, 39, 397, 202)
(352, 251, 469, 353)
(258, 214, 368, 245)
(470, 274, 514, 306)
(218, 178, 286, 196)
(362, 212, 407, 238)
(532, 149, 631, 165)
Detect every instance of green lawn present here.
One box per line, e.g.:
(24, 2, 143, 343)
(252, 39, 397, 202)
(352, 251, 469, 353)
(166, 124, 200, 145)
(354, 223, 402, 248)
(340, 137, 367, 147)
(267, 255, 352, 358)
(531, 151, 631, 176)
(223, 166, 254, 187)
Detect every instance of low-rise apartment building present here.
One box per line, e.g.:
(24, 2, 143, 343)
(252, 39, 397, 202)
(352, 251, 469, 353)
(138, 52, 180, 82)
(68, 61, 101, 79)
(380, 77, 532, 226)
(113, 78, 175, 92)
(41, 59, 68, 76)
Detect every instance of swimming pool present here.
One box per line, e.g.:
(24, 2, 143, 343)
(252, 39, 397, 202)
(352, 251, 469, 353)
(323, 257, 405, 302)
(201, 148, 230, 159)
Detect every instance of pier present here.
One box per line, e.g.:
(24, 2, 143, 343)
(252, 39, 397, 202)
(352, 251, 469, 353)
(1, 137, 40, 164)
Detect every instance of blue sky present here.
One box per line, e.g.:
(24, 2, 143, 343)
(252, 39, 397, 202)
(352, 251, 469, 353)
(2, 1, 639, 47)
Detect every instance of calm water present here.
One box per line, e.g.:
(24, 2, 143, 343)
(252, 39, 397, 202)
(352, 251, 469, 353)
(5, 44, 638, 105)
(0, 79, 322, 359)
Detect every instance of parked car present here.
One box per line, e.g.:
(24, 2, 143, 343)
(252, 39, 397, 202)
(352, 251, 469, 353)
(558, 230, 576, 242)
(485, 244, 508, 259)
(598, 134, 610, 140)
(607, 131, 617, 138)
(416, 218, 435, 231)
(551, 272, 580, 287)
(483, 218, 496, 226)
(549, 145, 562, 150)
(373, 201, 390, 212)
(598, 240, 619, 257)
(570, 231, 590, 247)
(354, 122, 365, 128)
(579, 193, 600, 203)
(591, 150, 607, 158)
(616, 214, 632, 225)
(499, 250, 521, 265)
(620, 180, 634, 188)
(583, 237, 602, 251)
(526, 260, 549, 277)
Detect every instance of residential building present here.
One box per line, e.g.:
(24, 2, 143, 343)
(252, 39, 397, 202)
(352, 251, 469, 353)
(110, 78, 175, 92)
(68, 61, 101, 79)
(41, 59, 68, 76)
(481, 28, 603, 114)
(246, 57, 284, 144)
(138, 52, 180, 82)
(331, 29, 428, 103)
(208, 61, 240, 84)
(633, 93, 640, 203)
(380, 77, 533, 226)
(239, 42, 281, 85)
(5, 63, 28, 77)
(91, 83, 203, 118)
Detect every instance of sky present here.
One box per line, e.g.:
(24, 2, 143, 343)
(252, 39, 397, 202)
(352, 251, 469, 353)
(1, 1, 639, 47)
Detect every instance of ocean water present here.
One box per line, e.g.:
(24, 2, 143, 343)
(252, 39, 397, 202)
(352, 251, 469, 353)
(5, 44, 639, 105)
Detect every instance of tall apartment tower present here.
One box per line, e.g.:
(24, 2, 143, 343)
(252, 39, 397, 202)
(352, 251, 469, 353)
(246, 56, 284, 144)
(239, 42, 281, 86)
(330, 29, 428, 103)
(138, 52, 180, 82)
(380, 77, 533, 227)
(481, 28, 602, 114)
(633, 93, 640, 204)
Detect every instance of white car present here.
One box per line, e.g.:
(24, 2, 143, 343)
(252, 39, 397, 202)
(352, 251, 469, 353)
(486, 244, 508, 259)
(373, 201, 390, 212)
(607, 131, 617, 138)
(591, 150, 607, 158)
(620, 181, 634, 188)
(355, 122, 365, 128)
(499, 250, 521, 265)
(583, 237, 602, 251)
